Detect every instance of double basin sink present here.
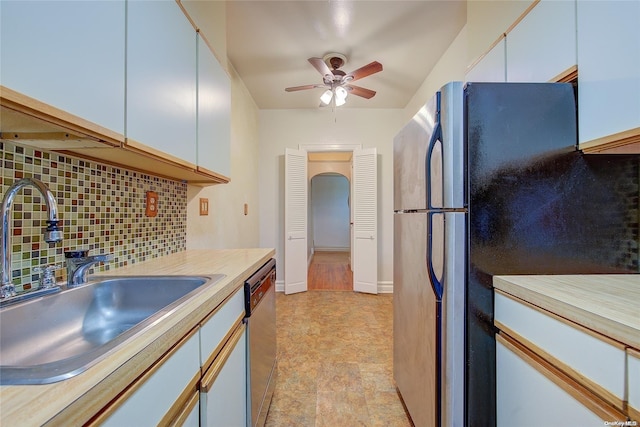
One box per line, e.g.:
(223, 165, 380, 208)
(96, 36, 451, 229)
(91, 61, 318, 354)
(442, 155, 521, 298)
(0, 274, 225, 385)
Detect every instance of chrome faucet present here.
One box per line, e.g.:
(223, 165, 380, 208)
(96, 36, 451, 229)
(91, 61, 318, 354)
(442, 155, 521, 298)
(65, 250, 114, 288)
(1, 178, 62, 299)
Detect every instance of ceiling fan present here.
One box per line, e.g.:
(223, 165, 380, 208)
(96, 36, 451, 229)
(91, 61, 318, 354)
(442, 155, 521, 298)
(285, 53, 383, 106)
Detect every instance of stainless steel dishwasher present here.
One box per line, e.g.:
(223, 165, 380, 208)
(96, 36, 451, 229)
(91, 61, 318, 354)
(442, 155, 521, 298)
(244, 258, 277, 427)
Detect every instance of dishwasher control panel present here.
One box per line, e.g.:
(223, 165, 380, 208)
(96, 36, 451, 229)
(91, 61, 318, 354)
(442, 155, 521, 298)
(244, 258, 276, 316)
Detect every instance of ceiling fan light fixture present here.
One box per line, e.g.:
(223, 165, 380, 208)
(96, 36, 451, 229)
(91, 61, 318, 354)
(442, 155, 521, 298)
(335, 95, 347, 107)
(335, 86, 348, 101)
(320, 89, 333, 105)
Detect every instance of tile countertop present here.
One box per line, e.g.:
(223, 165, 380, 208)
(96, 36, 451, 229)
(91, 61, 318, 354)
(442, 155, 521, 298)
(493, 275, 640, 350)
(0, 248, 275, 427)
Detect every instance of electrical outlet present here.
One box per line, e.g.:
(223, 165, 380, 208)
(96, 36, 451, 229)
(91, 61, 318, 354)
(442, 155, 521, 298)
(199, 198, 209, 216)
(145, 191, 158, 217)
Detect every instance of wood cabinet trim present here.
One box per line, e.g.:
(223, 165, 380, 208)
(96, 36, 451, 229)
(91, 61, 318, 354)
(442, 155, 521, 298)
(552, 65, 578, 83)
(125, 138, 197, 170)
(579, 127, 640, 153)
(505, 0, 542, 35)
(467, 33, 506, 74)
(86, 327, 200, 426)
(496, 320, 625, 411)
(495, 289, 627, 350)
(200, 321, 245, 392)
(497, 333, 627, 421)
(0, 86, 123, 146)
(196, 165, 230, 184)
(167, 390, 200, 427)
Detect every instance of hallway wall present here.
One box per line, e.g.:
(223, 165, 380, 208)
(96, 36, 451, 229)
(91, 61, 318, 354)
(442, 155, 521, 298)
(311, 174, 350, 251)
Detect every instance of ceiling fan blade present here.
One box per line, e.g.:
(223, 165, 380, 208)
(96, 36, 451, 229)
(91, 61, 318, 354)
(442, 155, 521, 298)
(345, 84, 376, 99)
(308, 57, 332, 77)
(346, 61, 383, 82)
(285, 84, 324, 92)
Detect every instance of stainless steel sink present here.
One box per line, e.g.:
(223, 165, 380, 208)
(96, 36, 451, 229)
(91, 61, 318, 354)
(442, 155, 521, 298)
(0, 274, 225, 385)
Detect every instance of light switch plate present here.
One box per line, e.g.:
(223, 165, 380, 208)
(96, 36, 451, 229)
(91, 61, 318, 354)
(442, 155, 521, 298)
(199, 198, 209, 216)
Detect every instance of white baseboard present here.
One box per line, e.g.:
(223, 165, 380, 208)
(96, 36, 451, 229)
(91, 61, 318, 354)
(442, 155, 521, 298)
(313, 247, 350, 252)
(377, 281, 394, 294)
(276, 280, 394, 294)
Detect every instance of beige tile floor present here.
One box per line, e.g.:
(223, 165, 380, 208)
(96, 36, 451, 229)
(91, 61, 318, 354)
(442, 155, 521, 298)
(265, 291, 413, 426)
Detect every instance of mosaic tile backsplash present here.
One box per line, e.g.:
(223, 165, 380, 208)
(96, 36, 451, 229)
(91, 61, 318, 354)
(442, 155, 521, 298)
(1, 141, 187, 293)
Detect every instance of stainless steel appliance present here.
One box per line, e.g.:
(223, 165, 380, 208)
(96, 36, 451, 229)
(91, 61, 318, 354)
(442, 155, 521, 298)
(244, 259, 277, 427)
(393, 82, 639, 427)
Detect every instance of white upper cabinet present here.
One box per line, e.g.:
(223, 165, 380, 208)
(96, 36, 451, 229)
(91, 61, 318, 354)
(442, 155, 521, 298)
(126, 0, 197, 166)
(506, 0, 577, 82)
(0, 0, 125, 135)
(197, 34, 231, 178)
(466, 37, 506, 83)
(577, 0, 640, 149)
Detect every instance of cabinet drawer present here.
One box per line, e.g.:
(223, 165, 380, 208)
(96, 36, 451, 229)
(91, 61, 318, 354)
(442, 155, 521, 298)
(495, 291, 626, 409)
(200, 287, 245, 371)
(497, 333, 627, 426)
(97, 328, 201, 426)
(629, 348, 640, 421)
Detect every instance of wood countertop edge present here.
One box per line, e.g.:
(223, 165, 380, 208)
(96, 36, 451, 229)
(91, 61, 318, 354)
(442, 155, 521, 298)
(493, 275, 640, 350)
(0, 248, 275, 426)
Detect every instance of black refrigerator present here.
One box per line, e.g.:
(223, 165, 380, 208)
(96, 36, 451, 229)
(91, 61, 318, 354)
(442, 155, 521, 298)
(393, 82, 639, 427)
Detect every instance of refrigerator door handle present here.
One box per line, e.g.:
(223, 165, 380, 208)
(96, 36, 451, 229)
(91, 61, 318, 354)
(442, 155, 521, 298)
(426, 91, 442, 211)
(427, 212, 444, 301)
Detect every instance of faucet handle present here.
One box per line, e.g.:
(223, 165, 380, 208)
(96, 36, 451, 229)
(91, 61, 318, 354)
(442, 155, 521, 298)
(33, 264, 62, 290)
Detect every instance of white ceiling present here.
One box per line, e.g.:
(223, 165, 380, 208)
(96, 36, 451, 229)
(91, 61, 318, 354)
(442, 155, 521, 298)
(226, 1, 466, 110)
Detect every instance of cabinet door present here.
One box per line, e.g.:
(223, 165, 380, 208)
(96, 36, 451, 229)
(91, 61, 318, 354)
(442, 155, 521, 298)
(197, 34, 231, 178)
(466, 37, 506, 83)
(201, 324, 247, 427)
(577, 0, 640, 146)
(101, 330, 200, 426)
(496, 334, 627, 426)
(200, 288, 245, 371)
(0, 0, 125, 135)
(506, 0, 576, 82)
(127, 0, 197, 166)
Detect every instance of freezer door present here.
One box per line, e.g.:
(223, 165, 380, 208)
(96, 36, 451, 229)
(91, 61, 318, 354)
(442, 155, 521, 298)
(393, 93, 437, 211)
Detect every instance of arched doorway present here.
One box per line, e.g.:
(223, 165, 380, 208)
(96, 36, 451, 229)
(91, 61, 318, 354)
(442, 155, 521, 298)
(308, 173, 352, 290)
(284, 145, 378, 294)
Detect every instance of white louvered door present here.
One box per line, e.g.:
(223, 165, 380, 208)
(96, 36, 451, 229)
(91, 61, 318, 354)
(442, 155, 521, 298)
(284, 148, 308, 294)
(353, 148, 378, 294)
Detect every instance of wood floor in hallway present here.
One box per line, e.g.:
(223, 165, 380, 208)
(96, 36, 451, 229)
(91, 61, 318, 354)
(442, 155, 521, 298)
(265, 290, 413, 426)
(307, 251, 353, 291)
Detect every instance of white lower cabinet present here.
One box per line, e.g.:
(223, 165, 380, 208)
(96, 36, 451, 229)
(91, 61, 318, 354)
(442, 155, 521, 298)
(200, 323, 247, 427)
(496, 334, 625, 426)
(495, 290, 629, 425)
(91, 287, 249, 426)
(99, 329, 201, 426)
